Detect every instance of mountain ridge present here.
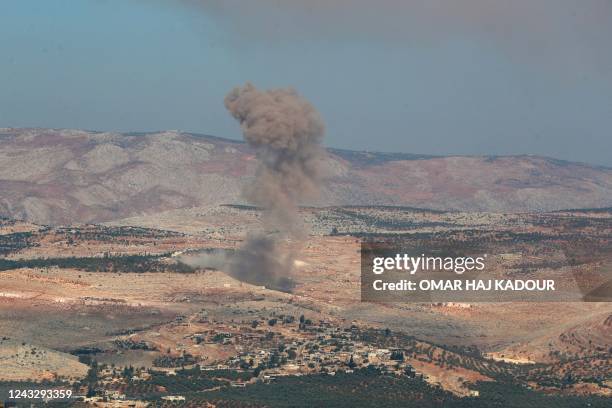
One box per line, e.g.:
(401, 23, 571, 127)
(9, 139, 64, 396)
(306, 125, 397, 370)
(7, 127, 610, 169)
(1, 127, 611, 225)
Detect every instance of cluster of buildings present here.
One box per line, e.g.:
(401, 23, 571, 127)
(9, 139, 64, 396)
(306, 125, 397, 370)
(66, 316, 431, 405)
(194, 317, 426, 382)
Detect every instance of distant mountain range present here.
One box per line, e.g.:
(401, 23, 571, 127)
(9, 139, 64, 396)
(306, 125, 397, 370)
(1, 128, 611, 225)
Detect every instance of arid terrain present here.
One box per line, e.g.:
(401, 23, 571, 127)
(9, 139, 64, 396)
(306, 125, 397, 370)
(0, 128, 611, 406)
(0, 204, 610, 406)
(1, 128, 611, 225)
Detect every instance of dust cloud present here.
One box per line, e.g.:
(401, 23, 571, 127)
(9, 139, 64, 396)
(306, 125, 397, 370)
(224, 83, 325, 291)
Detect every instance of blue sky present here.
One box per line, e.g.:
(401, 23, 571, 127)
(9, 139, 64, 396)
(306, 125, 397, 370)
(1, 0, 611, 165)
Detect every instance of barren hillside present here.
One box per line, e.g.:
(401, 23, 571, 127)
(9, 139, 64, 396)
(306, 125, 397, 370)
(1, 128, 611, 225)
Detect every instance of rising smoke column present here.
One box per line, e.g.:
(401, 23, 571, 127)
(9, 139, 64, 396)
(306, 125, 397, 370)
(224, 83, 325, 291)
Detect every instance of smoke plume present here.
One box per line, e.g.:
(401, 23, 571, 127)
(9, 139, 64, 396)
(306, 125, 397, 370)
(224, 83, 325, 291)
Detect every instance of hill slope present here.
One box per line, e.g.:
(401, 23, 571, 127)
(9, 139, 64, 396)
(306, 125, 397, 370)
(1, 128, 611, 224)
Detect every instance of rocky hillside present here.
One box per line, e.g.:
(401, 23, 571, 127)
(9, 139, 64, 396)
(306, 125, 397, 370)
(1, 128, 611, 225)
(0, 338, 88, 381)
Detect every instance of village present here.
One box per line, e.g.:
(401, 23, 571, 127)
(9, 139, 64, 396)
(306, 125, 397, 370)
(70, 315, 442, 406)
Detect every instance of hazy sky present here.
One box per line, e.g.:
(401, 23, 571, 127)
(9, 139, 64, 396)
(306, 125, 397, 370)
(1, 0, 611, 165)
